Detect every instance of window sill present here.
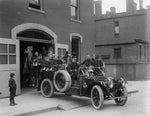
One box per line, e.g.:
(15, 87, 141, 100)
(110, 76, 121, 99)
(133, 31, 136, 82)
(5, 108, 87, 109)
(113, 57, 122, 59)
(71, 18, 82, 23)
(114, 35, 120, 38)
(28, 7, 45, 14)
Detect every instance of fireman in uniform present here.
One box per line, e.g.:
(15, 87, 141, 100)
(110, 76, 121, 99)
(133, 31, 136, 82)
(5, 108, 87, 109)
(81, 54, 94, 67)
(94, 55, 105, 76)
(67, 56, 79, 84)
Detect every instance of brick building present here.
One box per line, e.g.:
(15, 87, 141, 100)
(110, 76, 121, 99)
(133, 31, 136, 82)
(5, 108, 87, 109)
(94, 0, 150, 81)
(0, 0, 95, 97)
(0, 0, 150, 98)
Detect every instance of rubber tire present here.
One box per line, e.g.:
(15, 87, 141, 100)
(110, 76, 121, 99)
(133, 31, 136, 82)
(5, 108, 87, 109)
(41, 78, 54, 98)
(91, 85, 104, 110)
(53, 70, 72, 92)
(115, 87, 128, 106)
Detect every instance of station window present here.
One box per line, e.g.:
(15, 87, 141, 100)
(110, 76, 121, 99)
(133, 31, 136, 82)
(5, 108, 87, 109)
(0, 44, 16, 64)
(58, 48, 67, 58)
(29, 0, 43, 11)
(71, 0, 80, 21)
(144, 45, 147, 60)
(139, 44, 142, 60)
(114, 21, 119, 36)
(114, 48, 121, 59)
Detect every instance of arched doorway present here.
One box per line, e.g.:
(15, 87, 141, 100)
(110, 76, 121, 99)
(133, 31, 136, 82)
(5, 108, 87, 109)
(11, 23, 58, 89)
(17, 29, 55, 88)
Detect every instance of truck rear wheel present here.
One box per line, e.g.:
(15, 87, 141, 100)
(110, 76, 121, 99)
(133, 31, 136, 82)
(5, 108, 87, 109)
(41, 78, 54, 98)
(91, 85, 104, 110)
(53, 70, 72, 92)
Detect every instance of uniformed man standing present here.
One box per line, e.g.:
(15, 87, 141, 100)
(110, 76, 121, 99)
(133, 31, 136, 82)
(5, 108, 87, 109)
(95, 55, 105, 76)
(67, 56, 79, 84)
(31, 51, 39, 87)
(95, 55, 105, 68)
(8, 73, 17, 106)
(81, 54, 94, 67)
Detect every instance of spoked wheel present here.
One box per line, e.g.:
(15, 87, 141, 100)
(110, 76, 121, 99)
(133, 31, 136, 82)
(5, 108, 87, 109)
(55, 74, 66, 90)
(53, 70, 72, 92)
(91, 85, 104, 110)
(41, 78, 54, 98)
(115, 87, 128, 106)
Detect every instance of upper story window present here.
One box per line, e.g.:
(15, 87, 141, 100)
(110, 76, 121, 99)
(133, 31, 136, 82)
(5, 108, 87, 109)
(71, 0, 80, 21)
(29, 0, 43, 11)
(114, 21, 119, 36)
(114, 48, 121, 59)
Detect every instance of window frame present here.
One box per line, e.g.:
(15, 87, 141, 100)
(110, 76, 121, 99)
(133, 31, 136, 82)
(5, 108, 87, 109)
(143, 45, 147, 60)
(70, 0, 80, 21)
(114, 20, 120, 36)
(56, 44, 68, 58)
(139, 44, 142, 61)
(0, 44, 16, 65)
(58, 48, 67, 58)
(28, 0, 45, 13)
(113, 48, 122, 59)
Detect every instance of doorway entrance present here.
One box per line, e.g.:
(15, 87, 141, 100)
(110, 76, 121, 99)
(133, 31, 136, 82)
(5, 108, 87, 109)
(17, 29, 54, 88)
(71, 36, 81, 61)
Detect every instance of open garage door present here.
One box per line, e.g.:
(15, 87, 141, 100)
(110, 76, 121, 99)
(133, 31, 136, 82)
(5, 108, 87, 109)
(17, 29, 54, 89)
(0, 38, 20, 98)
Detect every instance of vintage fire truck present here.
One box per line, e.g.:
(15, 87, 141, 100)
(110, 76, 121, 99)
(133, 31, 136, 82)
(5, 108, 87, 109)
(37, 59, 129, 110)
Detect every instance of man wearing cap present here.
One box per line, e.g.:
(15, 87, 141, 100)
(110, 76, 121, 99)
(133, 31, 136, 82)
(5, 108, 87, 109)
(67, 56, 79, 84)
(8, 73, 17, 106)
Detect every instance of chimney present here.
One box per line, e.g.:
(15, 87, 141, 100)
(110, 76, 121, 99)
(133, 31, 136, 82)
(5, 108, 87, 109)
(139, 0, 143, 10)
(133, 2, 137, 11)
(95, 0, 102, 17)
(106, 11, 111, 14)
(110, 7, 116, 14)
(126, 0, 137, 12)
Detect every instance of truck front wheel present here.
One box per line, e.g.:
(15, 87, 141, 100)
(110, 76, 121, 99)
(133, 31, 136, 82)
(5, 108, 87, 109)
(91, 85, 104, 110)
(115, 87, 128, 106)
(41, 78, 54, 98)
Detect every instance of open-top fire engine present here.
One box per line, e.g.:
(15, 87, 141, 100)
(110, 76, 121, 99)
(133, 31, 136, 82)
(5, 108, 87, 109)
(36, 59, 131, 110)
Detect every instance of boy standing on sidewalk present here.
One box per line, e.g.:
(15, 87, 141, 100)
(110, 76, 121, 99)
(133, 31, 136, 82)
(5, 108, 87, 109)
(8, 73, 17, 106)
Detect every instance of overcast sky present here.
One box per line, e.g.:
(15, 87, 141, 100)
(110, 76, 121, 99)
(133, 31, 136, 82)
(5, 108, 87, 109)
(94, 0, 150, 14)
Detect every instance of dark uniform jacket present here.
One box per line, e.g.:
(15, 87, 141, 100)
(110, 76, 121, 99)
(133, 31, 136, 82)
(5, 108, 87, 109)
(9, 78, 17, 89)
(81, 59, 94, 67)
(67, 62, 79, 81)
(9, 78, 17, 96)
(93, 59, 104, 67)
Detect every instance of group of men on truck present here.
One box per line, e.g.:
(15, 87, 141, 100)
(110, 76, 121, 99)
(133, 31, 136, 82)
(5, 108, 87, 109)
(65, 53, 105, 84)
(31, 51, 105, 86)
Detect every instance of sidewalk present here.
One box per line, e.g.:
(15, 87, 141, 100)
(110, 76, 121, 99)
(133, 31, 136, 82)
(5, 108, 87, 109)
(0, 88, 60, 116)
(0, 81, 150, 116)
(0, 88, 90, 116)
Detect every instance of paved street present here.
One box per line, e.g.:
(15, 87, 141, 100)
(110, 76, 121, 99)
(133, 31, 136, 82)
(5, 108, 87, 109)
(0, 81, 150, 116)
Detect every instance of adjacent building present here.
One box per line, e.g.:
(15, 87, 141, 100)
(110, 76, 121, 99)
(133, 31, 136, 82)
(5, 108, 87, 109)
(95, 0, 150, 80)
